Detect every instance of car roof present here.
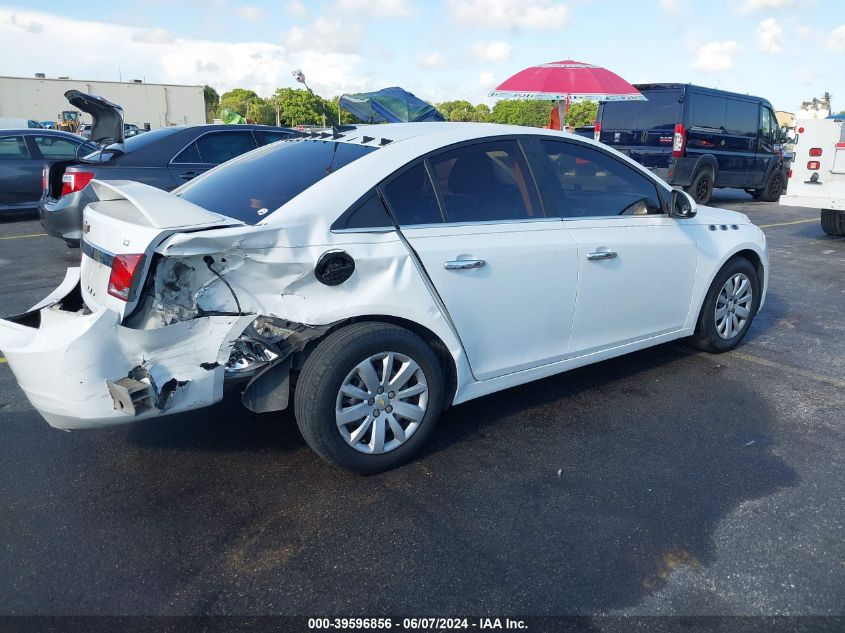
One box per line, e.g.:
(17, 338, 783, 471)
(632, 83, 772, 106)
(1, 129, 92, 140)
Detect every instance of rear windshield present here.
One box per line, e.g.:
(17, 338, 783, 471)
(179, 138, 378, 224)
(600, 90, 682, 131)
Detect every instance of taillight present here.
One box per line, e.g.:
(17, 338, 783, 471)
(672, 123, 686, 157)
(107, 254, 144, 301)
(809, 148, 822, 157)
(41, 165, 49, 192)
(788, 169, 793, 178)
(797, 126, 805, 134)
(60, 171, 95, 197)
(593, 120, 601, 142)
(807, 161, 820, 170)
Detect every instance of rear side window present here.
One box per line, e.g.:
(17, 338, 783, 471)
(0, 136, 28, 159)
(179, 138, 377, 224)
(599, 90, 681, 131)
(689, 94, 726, 131)
(32, 136, 89, 159)
(539, 139, 663, 217)
(382, 162, 443, 225)
(427, 139, 542, 223)
(195, 131, 257, 164)
(336, 192, 394, 230)
(172, 142, 202, 164)
(259, 131, 295, 145)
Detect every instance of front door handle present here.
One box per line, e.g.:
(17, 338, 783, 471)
(444, 259, 486, 270)
(587, 250, 617, 261)
(179, 172, 197, 180)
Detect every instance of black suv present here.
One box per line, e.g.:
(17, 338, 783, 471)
(596, 83, 786, 204)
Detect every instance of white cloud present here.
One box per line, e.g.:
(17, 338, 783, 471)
(418, 52, 448, 68)
(130, 26, 175, 44)
(282, 18, 362, 55)
(659, 0, 680, 15)
(285, 0, 308, 17)
(755, 17, 783, 53)
(796, 25, 812, 38)
(235, 5, 265, 22)
(0, 8, 369, 98)
(449, 0, 568, 30)
(693, 40, 739, 72)
(334, 0, 412, 17)
(4, 11, 44, 32)
(471, 40, 512, 62)
(480, 71, 496, 89)
(739, 0, 795, 15)
(826, 24, 845, 51)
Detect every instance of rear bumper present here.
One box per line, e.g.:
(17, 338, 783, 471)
(0, 268, 253, 430)
(39, 188, 92, 243)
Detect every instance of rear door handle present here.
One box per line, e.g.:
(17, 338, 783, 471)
(587, 250, 617, 261)
(179, 172, 197, 180)
(444, 259, 486, 270)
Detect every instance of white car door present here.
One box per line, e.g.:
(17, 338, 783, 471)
(381, 139, 579, 381)
(534, 138, 698, 355)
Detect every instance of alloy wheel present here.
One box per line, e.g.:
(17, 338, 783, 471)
(715, 273, 753, 340)
(335, 352, 429, 454)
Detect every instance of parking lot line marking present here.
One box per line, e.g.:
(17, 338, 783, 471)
(758, 218, 817, 229)
(731, 351, 845, 389)
(0, 233, 47, 241)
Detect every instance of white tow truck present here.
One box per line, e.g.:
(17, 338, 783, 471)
(780, 116, 845, 236)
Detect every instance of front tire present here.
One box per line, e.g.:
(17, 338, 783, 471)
(758, 169, 784, 202)
(294, 322, 445, 474)
(821, 209, 845, 236)
(689, 257, 760, 353)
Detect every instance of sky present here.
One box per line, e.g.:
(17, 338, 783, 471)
(0, 0, 842, 113)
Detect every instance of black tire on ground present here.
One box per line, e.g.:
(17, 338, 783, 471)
(685, 168, 714, 205)
(820, 209, 845, 236)
(759, 169, 784, 202)
(294, 321, 445, 474)
(689, 256, 761, 354)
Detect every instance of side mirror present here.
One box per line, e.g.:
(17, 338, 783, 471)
(669, 188, 697, 218)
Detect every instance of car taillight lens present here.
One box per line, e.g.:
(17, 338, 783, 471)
(807, 160, 820, 170)
(809, 148, 822, 157)
(593, 120, 601, 142)
(107, 254, 144, 301)
(788, 169, 793, 178)
(672, 123, 686, 157)
(60, 171, 95, 197)
(41, 165, 49, 192)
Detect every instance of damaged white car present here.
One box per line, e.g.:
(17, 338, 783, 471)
(0, 123, 768, 473)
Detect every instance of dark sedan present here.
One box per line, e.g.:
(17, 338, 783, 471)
(40, 124, 298, 245)
(0, 130, 96, 215)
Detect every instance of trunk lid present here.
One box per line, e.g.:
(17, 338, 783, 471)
(65, 90, 125, 145)
(80, 180, 244, 317)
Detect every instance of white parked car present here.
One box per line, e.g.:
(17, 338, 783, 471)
(0, 123, 768, 473)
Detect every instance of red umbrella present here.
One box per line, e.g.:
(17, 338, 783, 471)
(489, 59, 645, 129)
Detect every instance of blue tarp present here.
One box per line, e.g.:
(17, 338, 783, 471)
(339, 87, 445, 123)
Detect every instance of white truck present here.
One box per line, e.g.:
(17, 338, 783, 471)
(780, 117, 845, 236)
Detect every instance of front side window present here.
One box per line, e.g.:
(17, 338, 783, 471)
(428, 139, 543, 223)
(539, 140, 663, 217)
(179, 138, 378, 224)
(0, 136, 29, 160)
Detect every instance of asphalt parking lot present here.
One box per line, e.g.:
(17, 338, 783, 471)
(0, 192, 843, 619)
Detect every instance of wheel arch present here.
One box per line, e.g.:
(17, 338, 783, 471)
(295, 314, 460, 410)
(691, 245, 767, 330)
(692, 154, 719, 179)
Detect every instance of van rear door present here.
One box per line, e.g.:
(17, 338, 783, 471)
(597, 88, 682, 170)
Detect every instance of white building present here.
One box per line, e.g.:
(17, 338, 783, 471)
(0, 76, 206, 129)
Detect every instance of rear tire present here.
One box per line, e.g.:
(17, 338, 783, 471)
(689, 257, 760, 354)
(294, 322, 445, 474)
(686, 168, 714, 205)
(759, 169, 784, 202)
(821, 209, 845, 236)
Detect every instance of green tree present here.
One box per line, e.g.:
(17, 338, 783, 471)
(272, 87, 328, 126)
(564, 100, 598, 128)
(203, 85, 220, 122)
(248, 98, 277, 126)
(488, 99, 553, 127)
(220, 88, 260, 117)
(474, 103, 491, 122)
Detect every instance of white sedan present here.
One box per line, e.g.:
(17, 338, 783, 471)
(0, 123, 768, 473)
